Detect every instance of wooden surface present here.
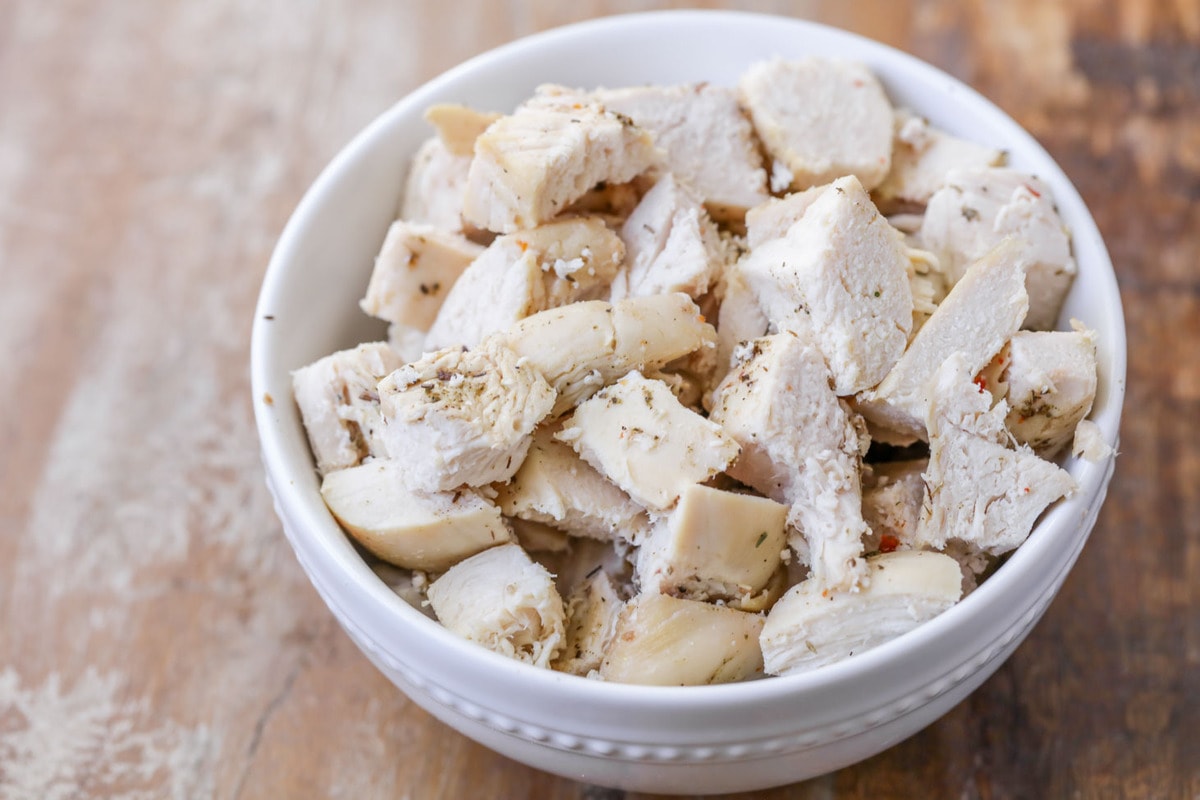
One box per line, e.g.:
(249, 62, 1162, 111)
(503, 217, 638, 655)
(1, 1, 1196, 797)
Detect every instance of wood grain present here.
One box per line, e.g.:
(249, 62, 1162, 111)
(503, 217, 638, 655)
(1, 1, 1196, 798)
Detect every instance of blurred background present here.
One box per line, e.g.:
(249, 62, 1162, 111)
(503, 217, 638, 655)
(1, 1, 1196, 797)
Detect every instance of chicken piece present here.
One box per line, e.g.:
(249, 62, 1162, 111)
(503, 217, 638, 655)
(874, 110, 1005, 210)
(709, 333, 870, 591)
(744, 185, 826, 249)
(610, 173, 726, 301)
(424, 216, 623, 349)
(738, 58, 894, 192)
(636, 484, 788, 606)
(360, 220, 484, 331)
(427, 543, 566, 668)
(495, 423, 653, 545)
(1072, 419, 1115, 462)
(292, 342, 404, 475)
(401, 137, 471, 232)
(592, 82, 770, 223)
(712, 262, 769, 385)
(739, 175, 913, 396)
(598, 593, 765, 685)
(498, 293, 716, 415)
(921, 168, 1075, 330)
(760, 550, 963, 675)
(462, 100, 659, 233)
(508, 517, 571, 554)
(424, 103, 501, 156)
(553, 571, 625, 677)
(914, 353, 1077, 555)
(941, 539, 995, 597)
(861, 459, 927, 553)
(377, 338, 555, 492)
(556, 371, 739, 513)
(320, 460, 511, 571)
(857, 237, 1030, 441)
(997, 327, 1099, 458)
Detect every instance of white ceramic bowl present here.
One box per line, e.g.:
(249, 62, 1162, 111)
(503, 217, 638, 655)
(251, 11, 1125, 794)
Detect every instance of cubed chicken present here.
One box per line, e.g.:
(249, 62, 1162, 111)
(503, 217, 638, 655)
(610, 173, 726, 301)
(738, 58, 894, 191)
(401, 137, 471, 233)
(857, 237, 1031, 441)
(462, 100, 659, 233)
(494, 423, 653, 544)
(709, 332, 870, 591)
(760, 550, 963, 675)
(915, 353, 1077, 555)
(921, 167, 1076, 330)
(292, 342, 405, 474)
(712, 262, 769, 383)
(498, 293, 716, 415)
(377, 338, 555, 492)
(359, 220, 484, 330)
(593, 82, 770, 223)
(599, 593, 765, 685)
(556, 371, 739, 512)
(739, 175, 913, 395)
(553, 571, 625, 677)
(423, 103, 502, 156)
(636, 484, 788, 606)
(744, 185, 826, 250)
(424, 216, 623, 349)
(874, 110, 1005, 210)
(320, 460, 512, 571)
(427, 543, 566, 668)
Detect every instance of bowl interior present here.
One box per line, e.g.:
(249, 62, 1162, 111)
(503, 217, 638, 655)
(251, 10, 1126, 698)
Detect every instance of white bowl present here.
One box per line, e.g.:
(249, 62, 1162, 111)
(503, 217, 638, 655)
(251, 11, 1125, 794)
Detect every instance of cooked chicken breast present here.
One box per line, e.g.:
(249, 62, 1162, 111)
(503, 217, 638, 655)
(423, 103, 501, 156)
(921, 167, 1075, 330)
(739, 58, 894, 191)
(495, 423, 653, 545)
(427, 543, 566, 668)
(744, 185, 826, 249)
(377, 338, 556, 491)
(874, 110, 1005, 209)
(556, 371, 739, 512)
(553, 570, 625, 677)
(915, 353, 1077, 555)
(320, 460, 512, 571)
(292, 342, 405, 475)
(360, 220, 484, 331)
(709, 332, 870, 591)
(592, 82, 770, 223)
(739, 175, 913, 396)
(462, 99, 659, 233)
(599, 593, 765, 685)
(760, 550, 963, 675)
(401, 137, 471, 232)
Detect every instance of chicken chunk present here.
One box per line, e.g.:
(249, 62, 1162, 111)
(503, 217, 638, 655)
(553, 571, 625, 677)
(377, 338, 555, 492)
(857, 237, 1030, 441)
(610, 173, 726, 301)
(599, 593, 765, 686)
(494, 423, 653, 545)
(320, 460, 512, 571)
(593, 82, 770, 223)
(874, 110, 1005, 210)
(427, 543, 566, 668)
(462, 99, 659, 233)
(709, 333, 870, 591)
(498, 293, 716, 415)
(712, 262, 769, 383)
(738, 58, 894, 191)
(636, 484, 788, 605)
(424, 103, 501, 156)
(292, 342, 405, 474)
(424, 216, 623, 349)
(744, 185, 827, 249)
(760, 550, 963, 675)
(401, 137, 471, 232)
(556, 371, 739, 512)
(997, 326, 1099, 458)
(359, 220, 484, 331)
(921, 167, 1075, 330)
(915, 353, 1077, 555)
(739, 175, 913, 395)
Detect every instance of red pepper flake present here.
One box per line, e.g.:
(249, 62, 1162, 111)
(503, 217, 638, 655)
(1024, 184, 1042, 198)
(973, 375, 988, 392)
(1023, 486, 1031, 494)
(879, 534, 900, 553)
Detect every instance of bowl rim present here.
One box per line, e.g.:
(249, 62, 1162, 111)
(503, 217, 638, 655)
(251, 8, 1127, 708)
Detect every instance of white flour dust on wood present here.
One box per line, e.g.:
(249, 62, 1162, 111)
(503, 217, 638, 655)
(0, 668, 218, 800)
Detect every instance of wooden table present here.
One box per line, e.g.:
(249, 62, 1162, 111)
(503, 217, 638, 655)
(2, 1, 1196, 797)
